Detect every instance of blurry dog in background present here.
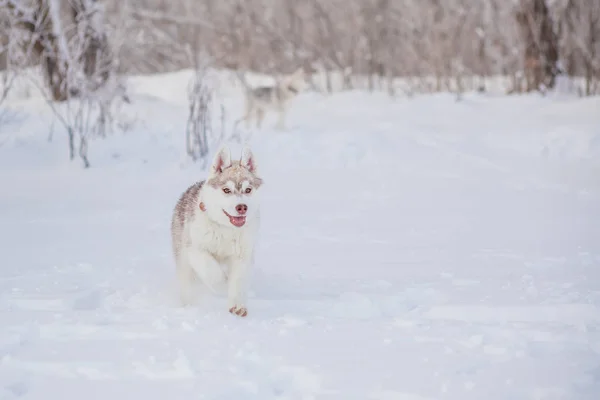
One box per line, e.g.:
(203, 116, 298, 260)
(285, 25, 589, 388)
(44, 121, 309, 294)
(236, 68, 306, 130)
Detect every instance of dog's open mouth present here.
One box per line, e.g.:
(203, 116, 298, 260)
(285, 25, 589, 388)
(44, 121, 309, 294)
(223, 210, 246, 227)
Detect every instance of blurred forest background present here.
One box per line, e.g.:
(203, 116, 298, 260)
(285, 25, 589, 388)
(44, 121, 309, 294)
(1, 0, 599, 100)
(0, 0, 598, 166)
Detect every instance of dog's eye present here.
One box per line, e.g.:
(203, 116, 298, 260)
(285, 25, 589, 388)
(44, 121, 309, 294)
(245, 188, 252, 194)
(223, 188, 231, 194)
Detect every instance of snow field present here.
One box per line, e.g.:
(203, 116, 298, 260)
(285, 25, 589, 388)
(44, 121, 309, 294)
(0, 69, 599, 399)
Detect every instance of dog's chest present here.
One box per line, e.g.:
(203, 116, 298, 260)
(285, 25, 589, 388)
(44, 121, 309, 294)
(189, 216, 253, 261)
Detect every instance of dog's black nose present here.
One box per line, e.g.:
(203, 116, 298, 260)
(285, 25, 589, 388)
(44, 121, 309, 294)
(236, 204, 248, 215)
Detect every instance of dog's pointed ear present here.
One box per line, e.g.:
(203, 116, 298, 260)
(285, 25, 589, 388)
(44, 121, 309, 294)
(240, 147, 257, 173)
(210, 145, 232, 175)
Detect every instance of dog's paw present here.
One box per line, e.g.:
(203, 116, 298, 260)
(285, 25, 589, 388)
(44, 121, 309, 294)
(229, 306, 248, 317)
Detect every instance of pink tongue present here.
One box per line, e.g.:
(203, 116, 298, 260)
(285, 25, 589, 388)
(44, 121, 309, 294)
(230, 216, 246, 227)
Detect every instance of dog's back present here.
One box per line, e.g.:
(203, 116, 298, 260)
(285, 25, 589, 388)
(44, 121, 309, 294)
(171, 180, 204, 262)
(250, 86, 276, 100)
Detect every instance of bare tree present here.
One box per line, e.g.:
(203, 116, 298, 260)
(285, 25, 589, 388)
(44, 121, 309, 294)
(515, 0, 560, 92)
(4, 0, 114, 101)
(3, 0, 124, 167)
(557, 0, 600, 95)
(185, 49, 231, 168)
(186, 55, 213, 165)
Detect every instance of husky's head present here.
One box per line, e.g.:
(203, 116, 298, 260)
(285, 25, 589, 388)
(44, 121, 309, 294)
(282, 68, 306, 96)
(203, 145, 264, 228)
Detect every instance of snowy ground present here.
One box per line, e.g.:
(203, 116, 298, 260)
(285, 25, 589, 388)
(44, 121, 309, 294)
(1, 70, 600, 400)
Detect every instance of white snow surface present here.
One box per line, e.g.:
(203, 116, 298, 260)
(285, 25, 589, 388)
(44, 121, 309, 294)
(1, 69, 600, 400)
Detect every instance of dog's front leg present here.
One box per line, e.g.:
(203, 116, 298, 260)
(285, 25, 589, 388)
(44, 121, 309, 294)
(275, 110, 286, 131)
(187, 249, 226, 293)
(227, 257, 250, 317)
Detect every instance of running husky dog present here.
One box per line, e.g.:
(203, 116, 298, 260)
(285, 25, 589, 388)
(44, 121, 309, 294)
(170, 145, 263, 317)
(237, 68, 306, 130)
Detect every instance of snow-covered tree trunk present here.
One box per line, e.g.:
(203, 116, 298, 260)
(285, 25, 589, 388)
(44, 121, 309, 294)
(5, 0, 114, 101)
(515, 0, 559, 92)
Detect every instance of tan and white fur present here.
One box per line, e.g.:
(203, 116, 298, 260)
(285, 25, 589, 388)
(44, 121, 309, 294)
(170, 145, 264, 317)
(237, 68, 306, 130)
